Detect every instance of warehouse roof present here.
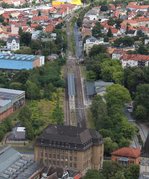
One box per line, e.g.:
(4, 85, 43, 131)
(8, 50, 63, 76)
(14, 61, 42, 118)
(0, 146, 42, 179)
(0, 53, 38, 62)
(0, 99, 11, 107)
(67, 73, 75, 97)
(0, 88, 25, 100)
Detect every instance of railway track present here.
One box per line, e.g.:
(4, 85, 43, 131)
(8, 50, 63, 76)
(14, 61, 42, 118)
(64, 16, 86, 128)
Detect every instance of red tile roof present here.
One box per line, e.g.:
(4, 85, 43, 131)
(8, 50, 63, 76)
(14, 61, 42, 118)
(127, 4, 149, 10)
(32, 16, 49, 22)
(112, 147, 141, 158)
(122, 54, 149, 61)
(45, 24, 54, 33)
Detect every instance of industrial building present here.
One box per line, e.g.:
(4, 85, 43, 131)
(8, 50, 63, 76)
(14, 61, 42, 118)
(34, 124, 104, 176)
(0, 53, 45, 70)
(67, 73, 75, 110)
(0, 88, 25, 121)
(0, 146, 43, 179)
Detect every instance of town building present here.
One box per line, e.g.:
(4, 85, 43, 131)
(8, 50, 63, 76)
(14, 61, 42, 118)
(34, 124, 104, 176)
(8, 126, 26, 141)
(41, 167, 81, 179)
(84, 36, 104, 55)
(68, 73, 75, 110)
(0, 146, 43, 179)
(140, 133, 149, 179)
(0, 88, 25, 121)
(85, 80, 113, 98)
(121, 54, 149, 68)
(111, 147, 141, 165)
(0, 53, 45, 70)
(6, 36, 20, 51)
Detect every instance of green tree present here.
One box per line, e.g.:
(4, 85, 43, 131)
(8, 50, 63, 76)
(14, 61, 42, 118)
(52, 102, 64, 124)
(104, 137, 118, 155)
(92, 22, 102, 38)
(18, 27, 23, 36)
(100, 59, 124, 84)
(35, 25, 43, 30)
(9, 82, 23, 90)
(134, 105, 147, 121)
(84, 170, 103, 179)
(101, 161, 122, 178)
(106, 84, 131, 110)
(89, 45, 106, 57)
(137, 45, 149, 55)
(30, 40, 42, 54)
(124, 164, 139, 179)
(113, 171, 126, 179)
(0, 15, 4, 23)
(113, 36, 134, 47)
(38, 10, 41, 16)
(108, 17, 115, 26)
(25, 80, 41, 99)
(20, 32, 32, 46)
(91, 95, 108, 130)
(107, 28, 113, 37)
(124, 67, 145, 93)
(15, 47, 32, 54)
(134, 84, 149, 121)
(18, 106, 34, 140)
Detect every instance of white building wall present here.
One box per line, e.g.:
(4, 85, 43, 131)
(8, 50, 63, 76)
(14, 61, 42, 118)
(121, 60, 138, 68)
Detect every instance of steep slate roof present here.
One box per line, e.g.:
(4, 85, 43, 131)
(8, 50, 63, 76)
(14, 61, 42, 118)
(7, 36, 19, 43)
(112, 147, 141, 158)
(35, 125, 103, 151)
(141, 133, 149, 158)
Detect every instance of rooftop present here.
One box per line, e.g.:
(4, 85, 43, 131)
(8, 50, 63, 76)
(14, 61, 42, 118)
(122, 54, 149, 61)
(0, 88, 25, 101)
(0, 53, 39, 62)
(67, 73, 75, 97)
(0, 146, 41, 179)
(112, 147, 141, 158)
(35, 125, 103, 151)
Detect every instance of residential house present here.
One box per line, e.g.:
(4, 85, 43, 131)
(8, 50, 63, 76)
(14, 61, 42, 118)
(6, 36, 20, 51)
(126, 3, 149, 12)
(11, 24, 19, 35)
(112, 49, 124, 60)
(111, 147, 141, 165)
(85, 80, 113, 98)
(0, 32, 9, 41)
(84, 36, 104, 55)
(32, 30, 42, 40)
(121, 54, 149, 68)
(81, 27, 92, 39)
